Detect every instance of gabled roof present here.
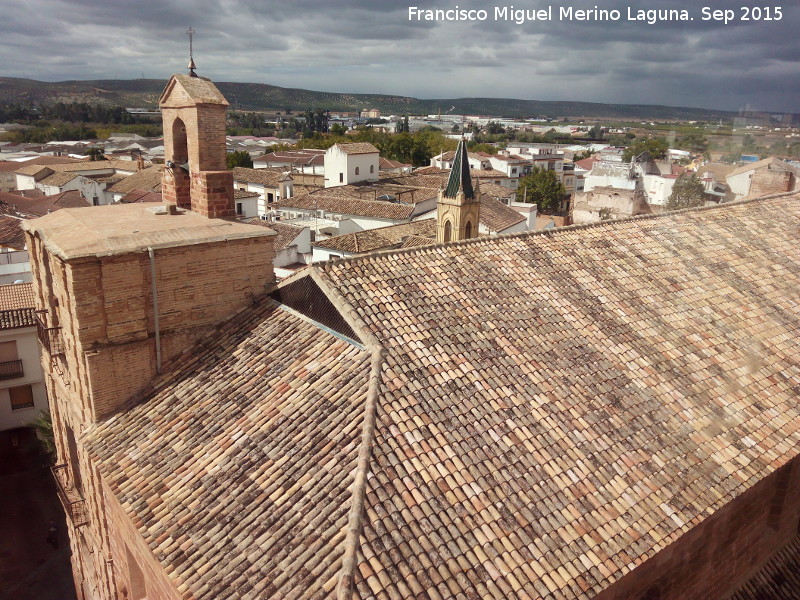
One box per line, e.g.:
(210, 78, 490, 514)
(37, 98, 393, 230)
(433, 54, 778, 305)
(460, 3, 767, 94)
(727, 156, 799, 179)
(106, 165, 164, 195)
(159, 73, 229, 107)
(314, 219, 437, 254)
(232, 167, 285, 187)
(5, 189, 91, 217)
(334, 142, 379, 155)
(245, 220, 304, 251)
(84, 193, 800, 600)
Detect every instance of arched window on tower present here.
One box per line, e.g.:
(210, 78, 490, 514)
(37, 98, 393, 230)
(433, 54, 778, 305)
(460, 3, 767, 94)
(172, 117, 188, 165)
(465, 221, 472, 239)
(444, 220, 452, 243)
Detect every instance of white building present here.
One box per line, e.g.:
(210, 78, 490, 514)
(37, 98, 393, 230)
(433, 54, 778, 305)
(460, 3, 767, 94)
(0, 282, 47, 431)
(324, 143, 379, 187)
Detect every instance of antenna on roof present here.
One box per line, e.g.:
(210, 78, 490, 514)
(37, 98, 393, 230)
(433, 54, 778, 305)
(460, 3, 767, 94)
(186, 26, 197, 77)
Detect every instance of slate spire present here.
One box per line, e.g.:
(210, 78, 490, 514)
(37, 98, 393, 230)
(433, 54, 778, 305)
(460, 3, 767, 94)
(444, 138, 475, 199)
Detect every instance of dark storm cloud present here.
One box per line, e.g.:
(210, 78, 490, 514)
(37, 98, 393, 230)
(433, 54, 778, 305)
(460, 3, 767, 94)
(0, 0, 796, 112)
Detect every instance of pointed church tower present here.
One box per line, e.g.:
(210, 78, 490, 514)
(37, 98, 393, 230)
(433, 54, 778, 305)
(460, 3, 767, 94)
(160, 74, 234, 218)
(437, 138, 480, 243)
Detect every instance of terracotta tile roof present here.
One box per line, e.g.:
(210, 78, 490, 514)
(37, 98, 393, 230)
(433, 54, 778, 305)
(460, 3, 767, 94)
(39, 171, 80, 187)
(0, 216, 27, 250)
(6, 189, 91, 217)
(480, 182, 515, 200)
(728, 536, 800, 599)
(379, 157, 410, 169)
(232, 167, 284, 187)
(0, 308, 36, 330)
(233, 189, 259, 199)
(257, 150, 325, 167)
(85, 302, 372, 600)
(399, 234, 436, 248)
(15, 164, 53, 178)
(106, 165, 164, 195)
(335, 142, 379, 155)
(479, 195, 525, 232)
(244, 219, 304, 251)
(473, 168, 511, 178)
(119, 189, 163, 204)
(314, 193, 800, 600)
(0, 282, 35, 310)
(276, 193, 416, 220)
(575, 157, 600, 171)
(81, 193, 800, 600)
(315, 219, 436, 254)
(0, 161, 26, 172)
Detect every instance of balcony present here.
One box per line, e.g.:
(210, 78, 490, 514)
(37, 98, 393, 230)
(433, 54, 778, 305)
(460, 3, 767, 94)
(35, 311, 65, 356)
(51, 464, 88, 527)
(0, 359, 23, 380)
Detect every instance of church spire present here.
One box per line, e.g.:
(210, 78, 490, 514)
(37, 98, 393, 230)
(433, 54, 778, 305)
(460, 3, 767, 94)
(444, 138, 475, 199)
(436, 137, 480, 243)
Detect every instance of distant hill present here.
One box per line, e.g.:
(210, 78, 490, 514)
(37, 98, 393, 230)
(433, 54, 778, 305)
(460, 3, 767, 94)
(0, 77, 791, 123)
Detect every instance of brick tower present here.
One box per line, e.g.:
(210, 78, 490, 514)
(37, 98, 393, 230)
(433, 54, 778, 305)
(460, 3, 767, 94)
(23, 68, 276, 599)
(160, 74, 234, 218)
(436, 138, 480, 243)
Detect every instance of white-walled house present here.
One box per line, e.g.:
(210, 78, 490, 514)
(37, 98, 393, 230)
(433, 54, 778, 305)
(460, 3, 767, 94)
(244, 220, 312, 278)
(324, 143, 379, 187)
(232, 167, 294, 216)
(0, 283, 46, 431)
(726, 157, 799, 200)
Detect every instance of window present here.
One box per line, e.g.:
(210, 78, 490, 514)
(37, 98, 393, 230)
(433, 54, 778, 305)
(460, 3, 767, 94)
(465, 221, 472, 239)
(267, 192, 274, 203)
(236, 203, 243, 215)
(355, 167, 360, 176)
(339, 173, 344, 183)
(370, 165, 374, 174)
(511, 168, 517, 175)
(443, 220, 452, 243)
(9, 384, 34, 410)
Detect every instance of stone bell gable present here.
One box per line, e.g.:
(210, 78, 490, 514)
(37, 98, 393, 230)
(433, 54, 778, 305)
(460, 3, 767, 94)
(159, 74, 233, 218)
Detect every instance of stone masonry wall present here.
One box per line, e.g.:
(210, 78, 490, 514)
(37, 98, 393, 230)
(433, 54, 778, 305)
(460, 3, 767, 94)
(593, 457, 800, 600)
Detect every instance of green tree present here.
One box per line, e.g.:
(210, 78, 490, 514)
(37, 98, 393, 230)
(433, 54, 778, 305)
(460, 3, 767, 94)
(226, 150, 253, 169)
(515, 168, 566, 212)
(666, 173, 705, 211)
(588, 124, 604, 139)
(330, 123, 347, 136)
(622, 137, 668, 162)
(30, 411, 56, 463)
(84, 147, 105, 161)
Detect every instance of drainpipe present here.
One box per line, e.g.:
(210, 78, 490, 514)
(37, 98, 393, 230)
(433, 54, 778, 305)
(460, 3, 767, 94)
(147, 247, 162, 373)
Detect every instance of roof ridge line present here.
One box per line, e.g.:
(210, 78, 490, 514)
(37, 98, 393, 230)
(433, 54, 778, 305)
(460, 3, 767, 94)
(337, 347, 385, 600)
(306, 269, 386, 599)
(319, 191, 799, 268)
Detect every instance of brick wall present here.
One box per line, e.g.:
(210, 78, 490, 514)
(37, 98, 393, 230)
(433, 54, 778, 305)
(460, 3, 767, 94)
(750, 169, 795, 198)
(594, 457, 800, 600)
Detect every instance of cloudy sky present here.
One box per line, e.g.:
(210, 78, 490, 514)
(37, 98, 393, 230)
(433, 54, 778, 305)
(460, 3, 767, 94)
(2, 0, 797, 112)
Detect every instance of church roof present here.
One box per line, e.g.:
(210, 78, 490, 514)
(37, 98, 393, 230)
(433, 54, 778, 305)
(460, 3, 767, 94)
(444, 139, 475, 199)
(85, 193, 800, 600)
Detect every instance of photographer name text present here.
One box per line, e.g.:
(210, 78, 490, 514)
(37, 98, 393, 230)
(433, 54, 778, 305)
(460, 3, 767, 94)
(408, 6, 783, 25)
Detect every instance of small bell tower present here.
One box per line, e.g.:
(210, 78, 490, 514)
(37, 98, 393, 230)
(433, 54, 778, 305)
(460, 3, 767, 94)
(159, 29, 234, 218)
(437, 138, 480, 243)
